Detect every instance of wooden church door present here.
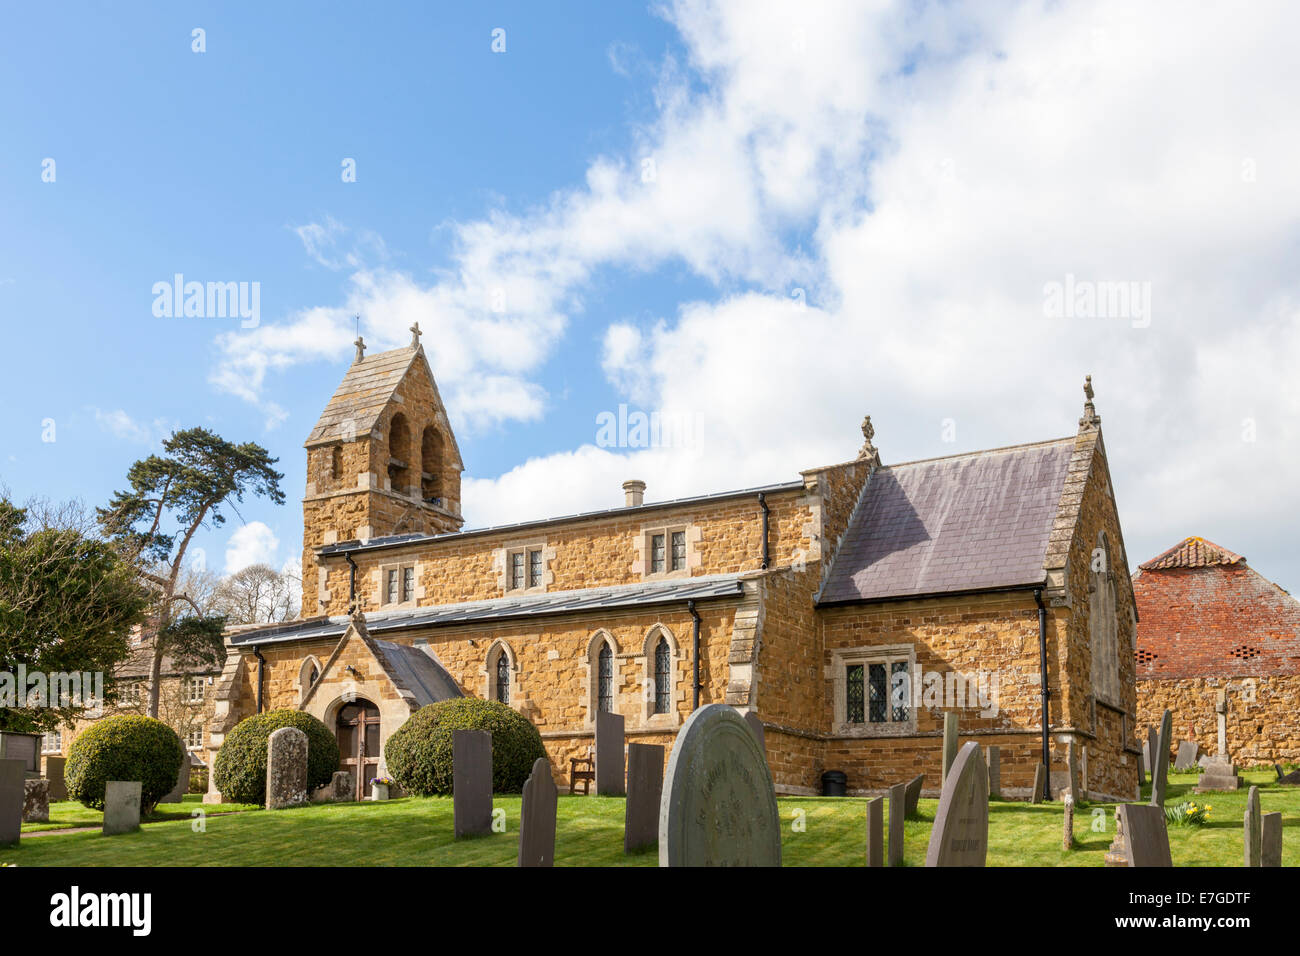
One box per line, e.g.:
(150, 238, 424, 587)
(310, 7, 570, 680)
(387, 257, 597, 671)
(336, 700, 382, 800)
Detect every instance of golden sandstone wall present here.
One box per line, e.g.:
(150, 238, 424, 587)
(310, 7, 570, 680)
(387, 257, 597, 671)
(1137, 675, 1300, 766)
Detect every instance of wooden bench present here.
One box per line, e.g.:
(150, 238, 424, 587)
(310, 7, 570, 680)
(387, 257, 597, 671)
(569, 756, 595, 795)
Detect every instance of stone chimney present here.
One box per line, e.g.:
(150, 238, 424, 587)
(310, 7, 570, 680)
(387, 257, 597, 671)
(622, 479, 646, 508)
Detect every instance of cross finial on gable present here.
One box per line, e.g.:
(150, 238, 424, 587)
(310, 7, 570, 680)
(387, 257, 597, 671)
(353, 335, 366, 364)
(410, 321, 422, 348)
(1080, 374, 1100, 428)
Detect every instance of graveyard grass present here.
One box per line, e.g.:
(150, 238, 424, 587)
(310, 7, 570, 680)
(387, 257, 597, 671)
(20, 795, 260, 834)
(3, 771, 1295, 866)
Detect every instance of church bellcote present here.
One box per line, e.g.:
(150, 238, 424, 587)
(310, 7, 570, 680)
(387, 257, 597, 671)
(300, 338, 465, 611)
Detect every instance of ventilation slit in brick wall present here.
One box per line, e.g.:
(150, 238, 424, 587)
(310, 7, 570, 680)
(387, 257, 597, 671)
(1229, 645, 1261, 661)
(1135, 649, 1158, 665)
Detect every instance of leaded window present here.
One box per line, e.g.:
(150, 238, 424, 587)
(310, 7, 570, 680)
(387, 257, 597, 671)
(846, 664, 865, 723)
(528, 548, 543, 588)
(402, 566, 415, 603)
(598, 644, 614, 712)
(386, 569, 399, 605)
(868, 663, 888, 722)
(510, 551, 525, 590)
(650, 534, 666, 574)
(670, 530, 686, 571)
(653, 636, 671, 714)
(495, 649, 510, 704)
(890, 660, 910, 722)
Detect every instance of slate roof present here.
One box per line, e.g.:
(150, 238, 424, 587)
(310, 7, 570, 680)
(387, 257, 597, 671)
(372, 640, 463, 706)
(818, 438, 1075, 604)
(1138, 537, 1244, 571)
(305, 345, 422, 447)
(228, 573, 750, 647)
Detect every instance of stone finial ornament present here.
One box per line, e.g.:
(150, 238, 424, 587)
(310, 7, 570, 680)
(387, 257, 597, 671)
(1080, 374, 1100, 427)
(858, 415, 880, 464)
(353, 335, 366, 364)
(410, 321, 422, 348)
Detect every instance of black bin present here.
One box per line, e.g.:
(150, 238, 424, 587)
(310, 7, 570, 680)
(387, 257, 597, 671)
(821, 770, 847, 797)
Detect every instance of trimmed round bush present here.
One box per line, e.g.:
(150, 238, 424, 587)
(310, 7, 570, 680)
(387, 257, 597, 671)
(66, 714, 185, 813)
(385, 698, 546, 795)
(213, 709, 339, 804)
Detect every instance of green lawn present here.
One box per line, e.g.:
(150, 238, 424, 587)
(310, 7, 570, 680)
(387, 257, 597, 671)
(21, 794, 260, 834)
(2, 771, 1294, 866)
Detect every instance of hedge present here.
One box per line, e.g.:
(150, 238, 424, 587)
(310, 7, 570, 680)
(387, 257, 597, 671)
(65, 715, 185, 813)
(384, 698, 546, 795)
(213, 709, 339, 804)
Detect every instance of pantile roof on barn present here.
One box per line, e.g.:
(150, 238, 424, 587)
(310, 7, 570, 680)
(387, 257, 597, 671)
(1137, 536, 1244, 571)
(818, 438, 1075, 604)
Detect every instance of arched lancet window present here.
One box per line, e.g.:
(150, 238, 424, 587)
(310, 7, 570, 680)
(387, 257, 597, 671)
(330, 444, 343, 481)
(421, 426, 443, 502)
(298, 656, 322, 705)
(598, 643, 614, 713)
(495, 648, 511, 704)
(653, 636, 671, 714)
(388, 413, 411, 494)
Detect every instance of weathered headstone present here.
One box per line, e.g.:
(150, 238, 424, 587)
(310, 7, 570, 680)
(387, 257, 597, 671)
(453, 728, 493, 838)
(0, 758, 24, 845)
(518, 757, 558, 867)
(44, 756, 67, 802)
(888, 781, 905, 866)
(987, 746, 1001, 800)
(0, 732, 40, 774)
(265, 726, 309, 810)
(744, 711, 766, 757)
(1139, 742, 1149, 779)
(1276, 764, 1300, 785)
(1196, 755, 1242, 792)
(624, 742, 664, 853)
(595, 710, 626, 796)
(1115, 803, 1172, 867)
(102, 780, 142, 835)
(903, 773, 925, 817)
(941, 712, 959, 785)
(1173, 740, 1199, 771)
(1262, 812, 1282, 868)
(160, 752, 191, 804)
(1244, 785, 1262, 867)
(1149, 709, 1172, 807)
(659, 704, 780, 867)
(1146, 725, 1158, 779)
(866, 796, 884, 867)
(925, 741, 988, 867)
(1031, 762, 1046, 804)
(1062, 794, 1075, 850)
(22, 778, 49, 823)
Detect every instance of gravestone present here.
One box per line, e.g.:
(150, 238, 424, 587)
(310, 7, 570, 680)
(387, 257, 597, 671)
(888, 781, 905, 866)
(1244, 785, 1262, 867)
(866, 796, 884, 867)
(941, 712, 959, 785)
(1196, 756, 1242, 792)
(0, 732, 40, 775)
(595, 710, 626, 796)
(744, 711, 766, 757)
(1276, 765, 1300, 785)
(160, 752, 191, 804)
(265, 727, 308, 810)
(1031, 762, 1047, 804)
(1115, 803, 1172, 867)
(1173, 741, 1199, 771)
(1146, 725, 1158, 779)
(102, 781, 142, 835)
(1197, 754, 1211, 769)
(1062, 794, 1075, 850)
(1261, 812, 1282, 868)
(313, 770, 355, 803)
(44, 756, 67, 802)
(0, 758, 24, 846)
(903, 773, 925, 817)
(1149, 709, 1172, 807)
(925, 741, 988, 867)
(659, 704, 780, 867)
(624, 743, 664, 853)
(1140, 741, 1149, 779)
(22, 778, 49, 823)
(453, 729, 493, 838)
(987, 746, 1001, 800)
(518, 757, 558, 867)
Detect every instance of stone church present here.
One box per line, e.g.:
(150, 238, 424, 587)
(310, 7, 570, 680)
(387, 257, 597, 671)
(203, 333, 1141, 802)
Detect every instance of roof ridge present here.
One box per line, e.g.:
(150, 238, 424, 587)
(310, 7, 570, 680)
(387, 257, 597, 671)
(879, 435, 1075, 470)
(1139, 536, 1245, 571)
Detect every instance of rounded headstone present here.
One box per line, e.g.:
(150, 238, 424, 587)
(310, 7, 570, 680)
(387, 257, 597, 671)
(925, 741, 989, 866)
(659, 704, 780, 867)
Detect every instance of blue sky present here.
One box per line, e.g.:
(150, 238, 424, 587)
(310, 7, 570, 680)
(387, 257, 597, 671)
(3, 1, 1300, 593)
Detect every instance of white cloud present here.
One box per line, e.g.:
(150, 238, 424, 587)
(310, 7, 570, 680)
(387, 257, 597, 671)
(91, 408, 174, 445)
(225, 521, 280, 574)
(215, 0, 1300, 586)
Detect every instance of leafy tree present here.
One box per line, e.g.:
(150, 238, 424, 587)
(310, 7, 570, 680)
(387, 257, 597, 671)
(98, 427, 285, 717)
(0, 497, 147, 733)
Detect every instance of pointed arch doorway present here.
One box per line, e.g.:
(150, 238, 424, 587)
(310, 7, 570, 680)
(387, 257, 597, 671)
(336, 698, 382, 800)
